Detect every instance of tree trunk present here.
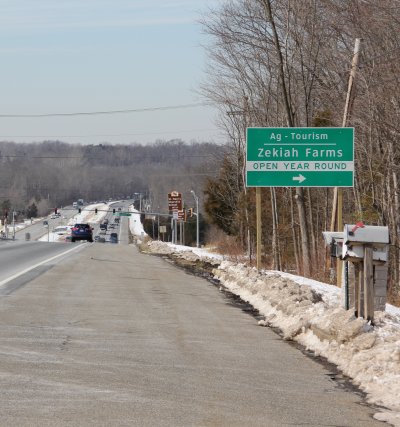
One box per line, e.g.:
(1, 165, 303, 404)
(271, 187, 281, 270)
(263, 0, 311, 276)
(289, 188, 300, 273)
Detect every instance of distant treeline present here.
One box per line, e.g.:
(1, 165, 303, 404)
(0, 139, 224, 217)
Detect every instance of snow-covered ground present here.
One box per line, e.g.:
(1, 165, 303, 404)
(128, 205, 147, 239)
(1, 217, 45, 237)
(143, 239, 400, 427)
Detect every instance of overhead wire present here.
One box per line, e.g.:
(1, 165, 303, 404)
(0, 102, 212, 118)
(0, 128, 221, 139)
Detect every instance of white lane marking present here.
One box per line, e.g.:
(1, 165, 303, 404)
(0, 244, 87, 288)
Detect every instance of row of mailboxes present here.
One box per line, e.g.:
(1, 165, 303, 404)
(323, 224, 389, 264)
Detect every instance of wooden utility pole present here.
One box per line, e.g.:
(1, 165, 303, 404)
(332, 38, 361, 287)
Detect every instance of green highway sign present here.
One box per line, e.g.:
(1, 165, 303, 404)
(246, 127, 354, 187)
(118, 212, 132, 216)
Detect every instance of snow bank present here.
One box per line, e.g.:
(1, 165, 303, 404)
(145, 240, 400, 426)
(146, 240, 223, 264)
(128, 205, 147, 239)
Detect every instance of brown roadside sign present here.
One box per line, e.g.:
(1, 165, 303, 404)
(177, 210, 185, 220)
(168, 191, 182, 211)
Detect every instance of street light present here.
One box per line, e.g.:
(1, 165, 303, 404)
(190, 190, 199, 248)
(12, 211, 16, 240)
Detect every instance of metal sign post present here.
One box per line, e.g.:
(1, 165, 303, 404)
(168, 191, 183, 246)
(256, 188, 261, 269)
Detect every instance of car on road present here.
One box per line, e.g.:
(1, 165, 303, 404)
(54, 226, 70, 235)
(71, 224, 93, 242)
(110, 233, 118, 244)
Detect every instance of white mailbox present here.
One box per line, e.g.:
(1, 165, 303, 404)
(322, 231, 344, 258)
(342, 224, 389, 263)
(342, 243, 388, 263)
(344, 224, 389, 245)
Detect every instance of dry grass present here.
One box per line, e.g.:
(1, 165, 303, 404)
(204, 226, 246, 262)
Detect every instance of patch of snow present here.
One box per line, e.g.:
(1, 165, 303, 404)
(386, 304, 400, 320)
(164, 242, 224, 261)
(128, 205, 147, 237)
(38, 231, 66, 243)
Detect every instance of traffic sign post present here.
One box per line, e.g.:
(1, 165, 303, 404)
(168, 191, 183, 245)
(159, 225, 167, 242)
(246, 127, 354, 187)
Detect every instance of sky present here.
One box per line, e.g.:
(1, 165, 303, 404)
(0, 0, 224, 145)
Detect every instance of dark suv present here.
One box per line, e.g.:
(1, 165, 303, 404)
(71, 223, 93, 242)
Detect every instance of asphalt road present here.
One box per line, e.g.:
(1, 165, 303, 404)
(92, 201, 131, 245)
(11, 201, 132, 244)
(0, 243, 386, 426)
(0, 240, 86, 291)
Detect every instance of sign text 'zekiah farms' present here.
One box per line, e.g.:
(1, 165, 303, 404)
(246, 127, 354, 187)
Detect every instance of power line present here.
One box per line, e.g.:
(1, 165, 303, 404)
(150, 173, 216, 177)
(0, 102, 212, 118)
(0, 155, 88, 159)
(0, 128, 220, 139)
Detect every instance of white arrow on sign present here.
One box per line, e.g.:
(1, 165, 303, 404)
(293, 174, 306, 184)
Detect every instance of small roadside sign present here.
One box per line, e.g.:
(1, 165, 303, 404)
(118, 212, 131, 217)
(168, 191, 183, 211)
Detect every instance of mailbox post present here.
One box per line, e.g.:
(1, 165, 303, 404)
(323, 224, 389, 323)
